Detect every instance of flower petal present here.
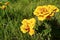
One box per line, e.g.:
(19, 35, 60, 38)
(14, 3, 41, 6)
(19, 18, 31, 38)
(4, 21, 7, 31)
(29, 29, 35, 36)
(20, 25, 28, 33)
(38, 16, 46, 21)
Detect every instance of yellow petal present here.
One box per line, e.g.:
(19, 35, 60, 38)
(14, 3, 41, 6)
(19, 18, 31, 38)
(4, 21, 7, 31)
(22, 19, 28, 25)
(55, 8, 59, 12)
(33, 6, 42, 16)
(20, 25, 28, 33)
(50, 13, 54, 17)
(38, 16, 46, 21)
(33, 12, 40, 16)
(47, 5, 59, 13)
(29, 29, 35, 36)
(28, 18, 36, 29)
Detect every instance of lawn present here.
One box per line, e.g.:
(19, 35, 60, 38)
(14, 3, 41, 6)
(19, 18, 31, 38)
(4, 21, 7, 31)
(0, 0, 60, 40)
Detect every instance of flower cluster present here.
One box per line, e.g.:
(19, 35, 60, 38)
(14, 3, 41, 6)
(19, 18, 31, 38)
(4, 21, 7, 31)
(20, 18, 36, 36)
(20, 5, 59, 36)
(0, 2, 9, 9)
(33, 5, 59, 21)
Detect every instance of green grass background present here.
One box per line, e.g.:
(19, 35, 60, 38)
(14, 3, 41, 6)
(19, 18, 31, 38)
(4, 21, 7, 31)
(0, 0, 60, 40)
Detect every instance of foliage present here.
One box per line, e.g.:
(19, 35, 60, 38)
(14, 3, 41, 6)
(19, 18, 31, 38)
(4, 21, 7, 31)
(0, 0, 60, 40)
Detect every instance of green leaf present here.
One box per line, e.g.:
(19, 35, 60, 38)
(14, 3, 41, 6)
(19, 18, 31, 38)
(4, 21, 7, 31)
(43, 28, 51, 36)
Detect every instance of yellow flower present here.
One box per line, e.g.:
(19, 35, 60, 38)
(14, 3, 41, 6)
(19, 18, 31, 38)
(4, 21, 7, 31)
(5, 2, 9, 6)
(1, 5, 6, 9)
(33, 5, 49, 21)
(20, 18, 36, 36)
(33, 5, 59, 21)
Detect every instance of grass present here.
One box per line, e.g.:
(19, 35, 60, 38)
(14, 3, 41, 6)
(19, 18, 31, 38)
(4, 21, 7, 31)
(0, 0, 60, 40)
